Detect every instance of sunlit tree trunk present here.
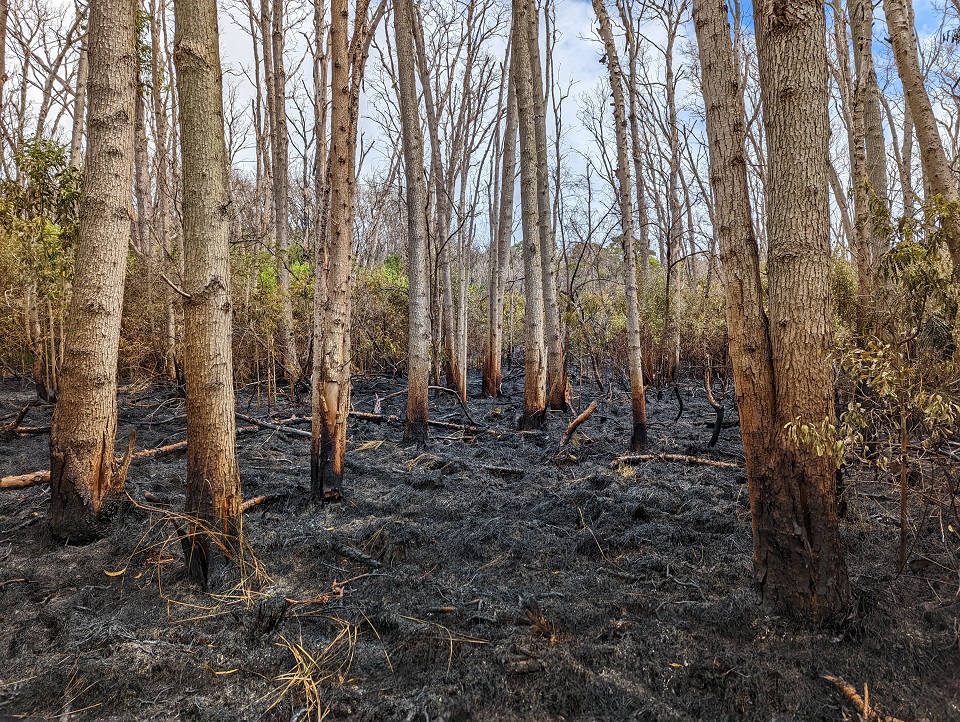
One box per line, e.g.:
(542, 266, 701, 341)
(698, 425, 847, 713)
(311, 0, 376, 500)
(884, 0, 960, 275)
(48, 0, 137, 542)
(753, 0, 851, 620)
(174, 0, 242, 584)
(513, 0, 546, 429)
(524, 1, 565, 410)
(593, 0, 647, 449)
(394, 0, 431, 444)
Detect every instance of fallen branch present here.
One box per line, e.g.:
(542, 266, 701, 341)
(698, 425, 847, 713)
(371, 385, 482, 426)
(822, 674, 905, 722)
(240, 495, 267, 512)
(0, 402, 48, 438)
(349, 410, 494, 435)
(1, 425, 259, 490)
(560, 401, 598, 447)
(235, 412, 312, 439)
(611, 453, 742, 470)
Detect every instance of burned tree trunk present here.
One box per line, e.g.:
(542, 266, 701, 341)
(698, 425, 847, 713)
(694, 0, 850, 622)
(592, 0, 647, 450)
(174, 0, 243, 583)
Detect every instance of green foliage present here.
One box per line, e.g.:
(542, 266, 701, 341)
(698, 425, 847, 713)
(352, 259, 410, 373)
(831, 257, 858, 329)
(0, 139, 81, 299)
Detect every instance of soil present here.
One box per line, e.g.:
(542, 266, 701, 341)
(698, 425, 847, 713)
(0, 371, 958, 722)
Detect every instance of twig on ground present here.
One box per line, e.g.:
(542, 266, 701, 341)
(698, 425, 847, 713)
(822, 674, 906, 722)
(610, 453, 742, 470)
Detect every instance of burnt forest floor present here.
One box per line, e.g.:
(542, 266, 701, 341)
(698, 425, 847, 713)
(0, 370, 958, 722)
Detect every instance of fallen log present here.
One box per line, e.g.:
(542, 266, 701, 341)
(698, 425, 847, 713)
(560, 401, 598, 447)
(1, 425, 259, 490)
(610, 453, 742, 470)
(0, 470, 50, 490)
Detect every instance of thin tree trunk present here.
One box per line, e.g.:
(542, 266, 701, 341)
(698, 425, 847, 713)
(884, 0, 960, 274)
(270, 0, 299, 388)
(69, 37, 89, 167)
(524, 2, 565, 410)
(513, 0, 546, 430)
(411, 10, 464, 399)
(394, 0, 431, 445)
(174, 0, 243, 584)
(851, 0, 889, 264)
(134, 82, 153, 259)
(312, 0, 375, 501)
(484, 48, 517, 399)
(593, 0, 647, 449)
(663, 22, 683, 385)
(48, 0, 137, 542)
(150, 0, 177, 380)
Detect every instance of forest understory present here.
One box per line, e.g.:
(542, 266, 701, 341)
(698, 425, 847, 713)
(0, 371, 957, 722)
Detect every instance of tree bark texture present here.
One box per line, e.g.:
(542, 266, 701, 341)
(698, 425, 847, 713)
(753, 0, 851, 621)
(48, 0, 138, 542)
(593, 0, 647, 450)
(394, 0, 431, 445)
(512, 0, 546, 430)
(174, 0, 242, 583)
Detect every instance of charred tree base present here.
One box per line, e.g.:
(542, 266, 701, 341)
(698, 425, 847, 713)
(47, 489, 123, 544)
(630, 422, 647, 451)
(518, 408, 545, 431)
(752, 451, 851, 626)
(482, 371, 501, 399)
(403, 418, 429, 447)
(311, 441, 344, 504)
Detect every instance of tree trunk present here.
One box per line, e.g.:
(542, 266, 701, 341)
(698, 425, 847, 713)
(512, 0, 546, 430)
(174, 0, 242, 584)
(149, 0, 177, 380)
(270, 0, 299, 389)
(851, 0, 889, 265)
(524, 2, 565, 410)
(834, 0, 874, 306)
(593, 0, 647, 450)
(69, 37, 89, 167)
(658, 19, 684, 386)
(752, 0, 851, 621)
(394, 0, 431, 445)
(312, 0, 374, 501)
(884, 0, 960, 274)
(134, 81, 153, 259)
(48, 0, 137, 542)
(484, 48, 517, 399)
